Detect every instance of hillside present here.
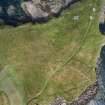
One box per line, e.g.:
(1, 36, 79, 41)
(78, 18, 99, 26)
(0, 0, 104, 105)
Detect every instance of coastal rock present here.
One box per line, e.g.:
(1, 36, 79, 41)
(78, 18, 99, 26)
(0, 0, 79, 25)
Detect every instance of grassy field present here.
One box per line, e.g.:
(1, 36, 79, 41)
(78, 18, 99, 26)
(0, 0, 104, 105)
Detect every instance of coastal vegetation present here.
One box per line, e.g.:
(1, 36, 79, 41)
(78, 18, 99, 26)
(0, 0, 104, 105)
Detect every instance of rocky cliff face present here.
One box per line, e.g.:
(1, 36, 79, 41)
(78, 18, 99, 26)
(0, 0, 79, 26)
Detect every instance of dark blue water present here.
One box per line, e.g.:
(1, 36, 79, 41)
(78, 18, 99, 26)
(98, 45, 105, 91)
(99, 23, 105, 35)
(0, 0, 30, 26)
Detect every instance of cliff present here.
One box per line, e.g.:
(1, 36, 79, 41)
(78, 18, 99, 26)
(0, 0, 79, 26)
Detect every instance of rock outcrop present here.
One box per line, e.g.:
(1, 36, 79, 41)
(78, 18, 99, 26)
(0, 0, 79, 26)
(50, 82, 98, 105)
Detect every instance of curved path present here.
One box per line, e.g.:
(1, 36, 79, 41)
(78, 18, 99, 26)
(0, 68, 25, 105)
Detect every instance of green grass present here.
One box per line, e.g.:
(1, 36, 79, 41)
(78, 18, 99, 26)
(0, 0, 104, 105)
